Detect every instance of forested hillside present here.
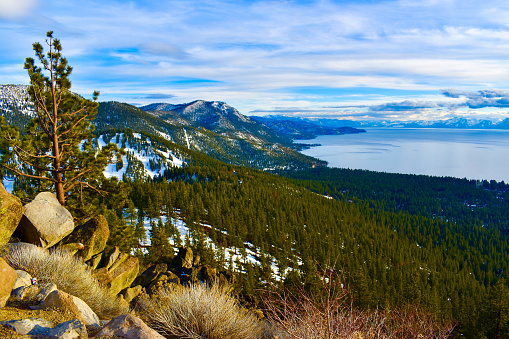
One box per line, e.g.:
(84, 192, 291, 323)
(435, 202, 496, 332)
(122, 161, 507, 337)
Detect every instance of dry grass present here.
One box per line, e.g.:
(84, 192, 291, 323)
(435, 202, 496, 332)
(135, 282, 263, 339)
(262, 266, 456, 339)
(0, 243, 128, 319)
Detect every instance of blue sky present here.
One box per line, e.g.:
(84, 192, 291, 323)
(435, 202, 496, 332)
(2, 0, 509, 121)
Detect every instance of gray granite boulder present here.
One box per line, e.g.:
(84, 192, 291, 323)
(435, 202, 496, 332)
(17, 192, 74, 248)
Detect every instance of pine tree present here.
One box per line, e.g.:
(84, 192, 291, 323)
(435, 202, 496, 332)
(0, 31, 119, 217)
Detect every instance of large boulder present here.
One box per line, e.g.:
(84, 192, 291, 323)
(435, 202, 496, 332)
(0, 257, 16, 307)
(0, 182, 23, 245)
(108, 256, 140, 296)
(38, 290, 100, 328)
(17, 192, 74, 248)
(95, 314, 164, 339)
(61, 215, 109, 261)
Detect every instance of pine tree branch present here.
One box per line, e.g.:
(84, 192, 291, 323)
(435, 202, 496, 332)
(63, 168, 93, 191)
(58, 114, 88, 137)
(0, 163, 54, 182)
(12, 145, 56, 160)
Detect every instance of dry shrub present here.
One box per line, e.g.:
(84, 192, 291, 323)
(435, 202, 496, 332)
(263, 266, 456, 339)
(135, 282, 263, 339)
(0, 244, 127, 319)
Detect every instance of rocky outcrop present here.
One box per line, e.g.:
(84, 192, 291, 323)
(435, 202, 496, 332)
(16, 192, 74, 248)
(0, 182, 23, 245)
(0, 257, 16, 307)
(95, 314, 165, 339)
(61, 215, 109, 261)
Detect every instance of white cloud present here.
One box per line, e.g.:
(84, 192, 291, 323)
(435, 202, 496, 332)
(0, 0, 37, 19)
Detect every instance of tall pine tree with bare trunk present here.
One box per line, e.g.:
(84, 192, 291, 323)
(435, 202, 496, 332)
(0, 31, 120, 218)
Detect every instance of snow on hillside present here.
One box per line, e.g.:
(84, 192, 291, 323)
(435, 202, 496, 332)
(0, 85, 34, 116)
(137, 210, 283, 279)
(99, 133, 184, 179)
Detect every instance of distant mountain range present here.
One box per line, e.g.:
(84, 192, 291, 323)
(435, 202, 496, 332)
(257, 115, 509, 130)
(2, 85, 363, 171)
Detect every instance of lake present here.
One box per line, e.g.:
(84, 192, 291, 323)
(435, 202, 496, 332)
(300, 128, 509, 183)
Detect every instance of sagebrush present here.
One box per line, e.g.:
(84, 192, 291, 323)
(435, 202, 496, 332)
(135, 282, 263, 339)
(0, 244, 127, 318)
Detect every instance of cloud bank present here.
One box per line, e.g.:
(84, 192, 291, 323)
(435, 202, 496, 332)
(2, 0, 509, 119)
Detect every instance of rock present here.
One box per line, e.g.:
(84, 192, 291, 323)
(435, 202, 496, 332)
(122, 285, 142, 303)
(0, 318, 87, 338)
(0, 182, 23, 245)
(93, 267, 112, 286)
(0, 317, 53, 335)
(108, 256, 139, 296)
(132, 263, 167, 288)
(103, 246, 120, 269)
(57, 242, 85, 256)
(108, 252, 128, 272)
(86, 251, 104, 269)
(17, 192, 74, 248)
(197, 265, 217, 283)
(13, 269, 32, 289)
(11, 282, 57, 306)
(46, 319, 88, 339)
(38, 290, 100, 327)
(0, 257, 16, 307)
(95, 314, 165, 339)
(61, 215, 109, 261)
(175, 247, 193, 269)
(193, 254, 200, 267)
(147, 272, 180, 295)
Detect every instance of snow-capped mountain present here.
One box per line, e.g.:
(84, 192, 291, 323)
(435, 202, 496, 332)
(141, 100, 290, 146)
(257, 115, 509, 130)
(0, 85, 326, 172)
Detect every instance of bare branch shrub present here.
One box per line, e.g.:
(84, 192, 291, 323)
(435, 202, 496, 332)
(135, 282, 263, 339)
(0, 244, 127, 318)
(262, 264, 456, 339)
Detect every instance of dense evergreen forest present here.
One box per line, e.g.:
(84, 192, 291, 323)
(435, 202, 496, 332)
(96, 146, 509, 338)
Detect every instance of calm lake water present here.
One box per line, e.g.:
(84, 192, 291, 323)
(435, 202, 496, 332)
(301, 128, 509, 182)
